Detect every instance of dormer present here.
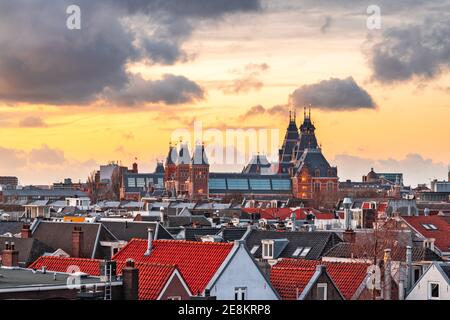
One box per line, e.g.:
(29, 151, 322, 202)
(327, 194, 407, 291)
(261, 238, 289, 260)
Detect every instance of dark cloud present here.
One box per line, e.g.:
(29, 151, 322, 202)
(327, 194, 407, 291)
(320, 16, 333, 34)
(367, 16, 450, 83)
(290, 77, 376, 110)
(19, 116, 47, 128)
(0, 0, 261, 105)
(103, 74, 205, 106)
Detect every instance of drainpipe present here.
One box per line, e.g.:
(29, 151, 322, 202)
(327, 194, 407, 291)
(383, 249, 391, 300)
(406, 246, 413, 291)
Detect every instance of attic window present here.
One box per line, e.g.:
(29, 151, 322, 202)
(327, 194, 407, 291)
(250, 245, 260, 254)
(422, 224, 438, 230)
(292, 247, 304, 257)
(262, 241, 274, 259)
(300, 247, 311, 257)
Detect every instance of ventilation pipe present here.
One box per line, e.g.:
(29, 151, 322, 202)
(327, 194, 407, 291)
(383, 249, 392, 300)
(144, 228, 153, 256)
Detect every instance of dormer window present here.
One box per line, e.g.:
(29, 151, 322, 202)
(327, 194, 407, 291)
(262, 241, 274, 259)
(315, 169, 320, 177)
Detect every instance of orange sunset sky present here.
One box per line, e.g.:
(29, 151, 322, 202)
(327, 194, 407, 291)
(0, 1, 449, 186)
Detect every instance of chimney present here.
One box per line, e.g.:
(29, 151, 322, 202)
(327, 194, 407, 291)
(343, 229, 356, 243)
(132, 162, 138, 174)
(122, 259, 139, 300)
(406, 246, 413, 291)
(383, 249, 392, 300)
(72, 226, 84, 258)
(144, 228, 153, 256)
(2, 241, 19, 267)
(21, 224, 32, 238)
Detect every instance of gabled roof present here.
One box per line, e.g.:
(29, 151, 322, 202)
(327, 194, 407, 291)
(112, 239, 234, 294)
(221, 227, 248, 242)
(166, 215, 211, 228)
(0, 222, 24, 236)
(270, 266, 317, 300)
(242, 154, 272, 174)
(101, 221, 173, 241)
(183, 227, 221, 241)
(324, 242, 442, 262)
(294, 148, 336, 177)
(402, 215, 450, 253)
(274, 259, 369, 300)
(29, 256, 189, 299)
(32, 221, 118, 259)
(245, 230, 342, 260)
(0, 237, 53, 267)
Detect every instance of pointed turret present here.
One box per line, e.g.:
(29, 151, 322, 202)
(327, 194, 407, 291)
(278, 108, 299, 174)
(191, 143, 209, 165)
(177, 143, 191, 165)
(165, 143, 178, 165)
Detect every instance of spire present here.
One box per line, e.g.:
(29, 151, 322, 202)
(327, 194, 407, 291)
(309, 104, 312, 119)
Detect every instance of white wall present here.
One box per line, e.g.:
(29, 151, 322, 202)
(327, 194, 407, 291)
(406, 264, 450, 300)
(208, 245, 279, 300)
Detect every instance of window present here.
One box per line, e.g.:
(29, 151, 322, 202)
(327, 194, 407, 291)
(317, 283, 327, 300)
(210, 179, 226, 189)
(271, 179, 291, 190)
(422, 224, 438, 230)
(413, 266, 422, 284)
(227, 179, 249, 190)
(234, 287, 247, 300)
(136, 178, 145, 187)
(250, 245, 260, 255)
(127, 178, 136, 187)
(292, 247, 304, 257)
(249, 179, 271, 190)
(262, 241, 274, 259)
(429, 282, 440, 299)
(327, 182, 334, 192)
(300, 247, 311, 258)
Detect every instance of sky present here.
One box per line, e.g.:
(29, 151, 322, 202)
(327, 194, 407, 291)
(0, 0, 449, 186)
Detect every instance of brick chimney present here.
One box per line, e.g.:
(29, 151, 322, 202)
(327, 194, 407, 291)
(122, 259, 139, 300)
(2, 241, 19, 267)
(21, 224, 32, 238)
(343, 230, 356, 243)
(72, 226, 84, 258)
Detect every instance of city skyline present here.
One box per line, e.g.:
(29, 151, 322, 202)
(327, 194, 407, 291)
(0, 0, 449, 186)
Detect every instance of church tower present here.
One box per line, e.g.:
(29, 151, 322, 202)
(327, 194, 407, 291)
(278, 109, 299, 174)
(188, 143, 209, 200)
(175, 142, 191, 196)
(164, 143, 178, 196)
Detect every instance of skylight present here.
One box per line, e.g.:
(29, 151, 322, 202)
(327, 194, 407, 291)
(292, 247, 303, 257)
(300, 247, 311, 257)
(250, 245, 260, 254)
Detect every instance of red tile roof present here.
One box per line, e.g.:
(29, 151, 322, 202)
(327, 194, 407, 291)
(273, 259, 369, 300)
(29, 256, 101, 275)
(112, 239, 234, 294)
(29, 256, 187, 300)
(402, 215, 450, 253)
(270, 266, 316, 300)
(242, 207, 333, 220)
